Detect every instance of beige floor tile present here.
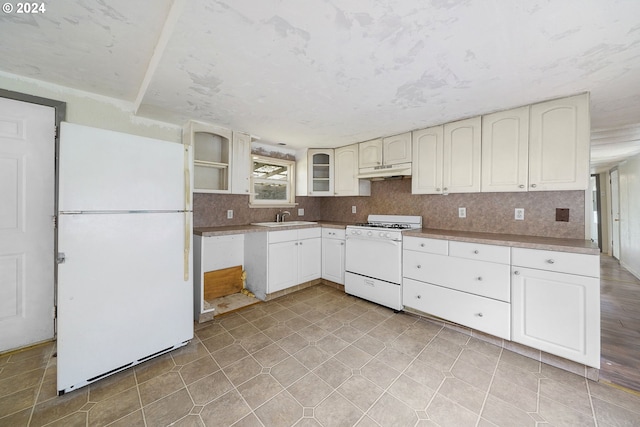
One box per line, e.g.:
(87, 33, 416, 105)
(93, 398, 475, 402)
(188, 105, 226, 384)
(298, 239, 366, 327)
(262, 323, 295, 341)
(219, 313, 249, 331)
(227, 322, 261, 340)
(239, 331, 274, 354)
(334, 345, 372, 370)
(313, 358, 352, 388)
(285, 316, 313, 331)
(88, 386, 141, 426)
(270, 356, 309, 387)
(592, 396, 640, 426)
(349, 317, 377, 333)
(232, 412, 263, 427)
(539, 378, 592, 415)
(0, 406, 31, 427)
(367, 392, 418, 426)
(489, 375, 538, 413)
(250, 314, 280, 331)
(143, 388, 193, 427)
(588, 381, 640, 413)
(211, 343, 250, 368)
(29, 388, 88, 427)
(298, 324, 329, 342)
(187, 370, 233, 405)
(538, 396, 596, 426)
(387, 374, 435, 410)
(45, 411, 87, 427)
(404, 358, 446, 390)
(424, 335, 464, 358)
(134, 353, 176, 384)
(480, 395, 536, 427)
(315, 334, 349, 355)
(236, 374, 284, 409)
(466, 337, 502, 358)
(88, 369, 137, 403)
(171, 341, 210, 366)
(171, 413, 206, 427)
(498, 349, 541, 373)
(201, 331, 234, 354)
(277, 333, 309, 355)
(194, 322, 225, 341)
(200, 389, 251, 427)
(254, 391, 303, 427)
(438, 377, 487, 414)
(107, 409, 146, 427)
(360, 358, 401, 389)
(222, 356, 262, 387)
(451, 358, 494, 392)
(313, 316, 344, 333)
(455, 348, 499, 375)
(287, 372, 333, 407)
(415, 346, 457, 372)
(139, 371, 184, 406)
(389, 332, 428, 358)
(332, 325, 365, 343)
(0, 368, 45, 398)
(314, 391, 363, 427)
(0, 387, 38, 421)
(437, 327, 472, 346)
(294, 346, 331, 370)
(492, 362, 539, 393)
(337, 374, 383, 411)
(427, 393, 479, 427)
(375, 347, 414, 372)
(179, 355, 220, 385)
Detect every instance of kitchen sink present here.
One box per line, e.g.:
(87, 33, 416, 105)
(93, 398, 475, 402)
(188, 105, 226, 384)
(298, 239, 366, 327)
(251, 221, 318, 227)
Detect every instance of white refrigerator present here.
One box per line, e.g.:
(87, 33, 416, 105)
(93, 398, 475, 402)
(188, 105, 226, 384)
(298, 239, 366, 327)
(57, 122, 193, 394)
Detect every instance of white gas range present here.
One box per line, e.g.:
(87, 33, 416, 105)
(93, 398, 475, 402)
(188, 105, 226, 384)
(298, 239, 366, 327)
(345, 215, 422, 311)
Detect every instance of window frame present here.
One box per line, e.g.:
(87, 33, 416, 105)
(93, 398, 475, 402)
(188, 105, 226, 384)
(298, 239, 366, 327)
(249, 155, 297, 208)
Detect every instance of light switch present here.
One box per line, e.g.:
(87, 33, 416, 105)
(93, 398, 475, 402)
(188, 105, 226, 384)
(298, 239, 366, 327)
(227, 210, 233, 219)
(298, 208, 304, 216)
(458, 207, 466, 218)
(352, 206, 357, 214)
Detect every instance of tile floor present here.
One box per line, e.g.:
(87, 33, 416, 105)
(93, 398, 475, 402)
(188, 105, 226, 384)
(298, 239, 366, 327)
(2, 284, 640, 426)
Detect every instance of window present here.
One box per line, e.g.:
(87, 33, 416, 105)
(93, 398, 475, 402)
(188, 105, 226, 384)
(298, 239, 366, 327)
(249, 155, 296, 207)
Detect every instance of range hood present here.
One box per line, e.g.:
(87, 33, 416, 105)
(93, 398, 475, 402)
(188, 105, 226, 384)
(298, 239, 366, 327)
(357, 162, 412, 179)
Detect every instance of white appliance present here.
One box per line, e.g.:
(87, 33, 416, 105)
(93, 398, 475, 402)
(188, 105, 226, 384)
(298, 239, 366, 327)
(345, 215, 422, 310)
(56, 122, 193, 394)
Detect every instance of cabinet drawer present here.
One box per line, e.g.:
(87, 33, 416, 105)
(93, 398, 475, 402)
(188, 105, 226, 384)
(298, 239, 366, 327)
(449, 241, 510, 264)
(403, 278, 511, 339)
(322, 227, 345, 239)
(298, 227, 321, 240)
(268, 229, 298, 244)
(403, 236, 448, 255)
(403, 251, 510, 302)
(511, 248, 599, 277)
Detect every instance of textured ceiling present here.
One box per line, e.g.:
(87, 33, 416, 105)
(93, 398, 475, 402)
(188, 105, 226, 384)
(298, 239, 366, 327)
(1, 0, 639, 168)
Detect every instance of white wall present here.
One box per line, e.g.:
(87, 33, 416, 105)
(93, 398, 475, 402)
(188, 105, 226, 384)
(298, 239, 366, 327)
(0, 71, 181, 142)
(618, 153, 640, 278)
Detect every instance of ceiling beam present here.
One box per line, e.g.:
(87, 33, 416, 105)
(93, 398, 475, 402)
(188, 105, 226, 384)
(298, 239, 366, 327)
(133, 0, 186, 113)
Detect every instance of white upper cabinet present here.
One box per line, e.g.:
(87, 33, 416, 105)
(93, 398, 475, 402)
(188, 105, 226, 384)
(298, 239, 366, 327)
(383, 132, 412, 164)
(528, 93, 590, 191)
(231, 131, 251, 195)
(185, 121, 232, 194)
(358, 138, 382, 168)
(481, 106, 530, 192)
(308, 149, 334, 196)
(443, 116, 482, 193)
(412, 125, 444, 194)
(334, 144, 371, 196)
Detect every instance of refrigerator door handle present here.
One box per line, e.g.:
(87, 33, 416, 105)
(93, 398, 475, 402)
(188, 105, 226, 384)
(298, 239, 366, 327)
(184, 145, 191, 281)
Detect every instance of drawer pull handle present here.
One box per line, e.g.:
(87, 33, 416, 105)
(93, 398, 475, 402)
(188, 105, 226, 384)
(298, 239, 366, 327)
(531, 183, 537, 188)
(514, 270, 520, 275)
(519, 184, 525, 188)
(476, 313, 484, 317)
(340, 242, 344, 246)
(417, 295, 422, 299)
(417, 265, 422, 269)
(436, 188, 441, 192)
(476, 277, 482, 281)
(473, 250, 479, 254)
(546, 259, 555, 264)
(420, 243, 425, 247)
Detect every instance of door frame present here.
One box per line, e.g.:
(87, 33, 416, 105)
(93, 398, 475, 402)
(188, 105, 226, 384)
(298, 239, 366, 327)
(0, 89, 66, 341)
(609, 168, 621, 259)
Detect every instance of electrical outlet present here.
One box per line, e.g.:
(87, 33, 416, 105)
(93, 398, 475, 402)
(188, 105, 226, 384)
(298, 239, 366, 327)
(227, 210, 233, 219)
(298, 208, 304, 216)
(458, 207, 466, 218)
(515, 208, 524, 220)
(352, 206, 357, 214)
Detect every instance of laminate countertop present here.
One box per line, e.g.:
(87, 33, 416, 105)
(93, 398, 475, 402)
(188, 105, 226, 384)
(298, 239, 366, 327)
(404, 228, 599, 255)
(193, 221, 349, 237)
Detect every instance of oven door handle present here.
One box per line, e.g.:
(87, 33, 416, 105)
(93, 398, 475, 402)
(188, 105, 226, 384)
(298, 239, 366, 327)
(346, 236, 402, 244)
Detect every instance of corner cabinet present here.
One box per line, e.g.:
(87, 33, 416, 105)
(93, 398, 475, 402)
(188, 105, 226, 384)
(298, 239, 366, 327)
(308, 149, 334, 196)
(511, 247, 600, 368)
(334, 144, 370, 196)
(184, 121, 232, 193)
(529, 93, 590, 191)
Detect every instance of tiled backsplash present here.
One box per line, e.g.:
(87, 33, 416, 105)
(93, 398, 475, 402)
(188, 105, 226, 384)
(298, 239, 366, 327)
(195, 178, 585, 239)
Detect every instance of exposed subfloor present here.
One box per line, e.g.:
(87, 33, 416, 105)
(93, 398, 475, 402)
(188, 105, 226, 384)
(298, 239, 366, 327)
(2, 278, 640, 426)
(599, 254, 640, 392)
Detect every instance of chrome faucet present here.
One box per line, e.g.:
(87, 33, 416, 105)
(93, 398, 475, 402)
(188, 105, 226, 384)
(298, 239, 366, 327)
(280, 211, 291, 222)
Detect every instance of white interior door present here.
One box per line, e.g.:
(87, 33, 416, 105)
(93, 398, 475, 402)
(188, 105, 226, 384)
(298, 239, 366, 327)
(0, 97, 55, 352)
(610, 169, 621, 259)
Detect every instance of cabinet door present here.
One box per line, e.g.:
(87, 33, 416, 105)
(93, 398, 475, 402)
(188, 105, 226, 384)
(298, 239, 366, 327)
(186, 121, 232, 194)
(511, 267, 600, 368)
(298, 238, 321, 283)
(308, 149, 334, 196)
(481, 107, 529, 192)
(231, 131, 251, 195)
(334, 144, 370, 196)
(383, 132, 412, 164)
(322, 237, 345, 284)
(443, 117, 481, 193)
(411, 126, 444, 194)
(268, 241, 297, 293)
(359, 138, 383, 168)
(529, 93, 590, 191)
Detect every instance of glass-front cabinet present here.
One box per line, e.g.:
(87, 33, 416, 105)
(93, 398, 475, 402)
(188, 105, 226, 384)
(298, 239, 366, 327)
(307, 149, 334, 196)
(184, 121, 232, 193)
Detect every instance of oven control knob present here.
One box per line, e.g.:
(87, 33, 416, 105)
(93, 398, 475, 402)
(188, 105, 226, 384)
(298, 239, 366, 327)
(367, 231, 373, 236)
(379, 232, 384, 237)
(385, 233, 390, 238)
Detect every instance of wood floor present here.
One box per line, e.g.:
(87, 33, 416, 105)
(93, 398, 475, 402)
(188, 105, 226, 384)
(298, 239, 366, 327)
(599, 255, 640, 392)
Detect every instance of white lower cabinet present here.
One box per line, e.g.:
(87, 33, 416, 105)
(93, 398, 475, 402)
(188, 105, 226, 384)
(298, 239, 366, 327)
(403, 237, 511, 339)
(321, 228, 345, 284)
(245, 228, 321, 299)
(511, 248, 600, 368)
